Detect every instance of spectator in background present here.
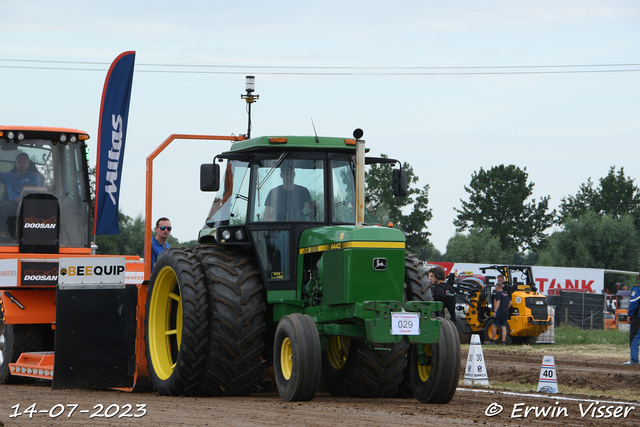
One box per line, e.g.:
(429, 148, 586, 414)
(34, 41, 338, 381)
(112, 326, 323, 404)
(624, 276, 640, 366)
(491, 280, 512, 345)
(429, 266, 457, 323)
(150, 217, 171, 270)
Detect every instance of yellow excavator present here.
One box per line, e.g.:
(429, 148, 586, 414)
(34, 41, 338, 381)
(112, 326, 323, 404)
(452, 265, 552, 345)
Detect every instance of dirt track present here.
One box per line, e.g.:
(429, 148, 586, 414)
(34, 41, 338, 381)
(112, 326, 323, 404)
(1, 348, 639, 427)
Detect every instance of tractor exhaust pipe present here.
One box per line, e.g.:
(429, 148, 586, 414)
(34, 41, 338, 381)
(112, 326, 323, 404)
(354, 128, 365, 226)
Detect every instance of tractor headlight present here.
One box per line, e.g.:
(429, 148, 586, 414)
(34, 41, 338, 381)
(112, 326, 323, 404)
(217, 226, 249, 245)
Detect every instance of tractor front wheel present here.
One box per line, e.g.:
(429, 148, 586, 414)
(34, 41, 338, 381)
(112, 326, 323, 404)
(273, 313, 321, 401)
(409, 318, 461, 404)
(144, 248, 209, 396)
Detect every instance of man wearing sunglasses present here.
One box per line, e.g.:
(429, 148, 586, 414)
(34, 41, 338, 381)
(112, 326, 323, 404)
(150, 217, 172, 270)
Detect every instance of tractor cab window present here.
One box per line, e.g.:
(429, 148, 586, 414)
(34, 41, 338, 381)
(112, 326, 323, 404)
(0, 140, 88, 246)
(331, 160, 355, 223)
(251, 158, 324, 222)
(205, 160, 250, 226)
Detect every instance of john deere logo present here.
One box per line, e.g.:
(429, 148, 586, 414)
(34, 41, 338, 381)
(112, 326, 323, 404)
(373, 258, 387, 271)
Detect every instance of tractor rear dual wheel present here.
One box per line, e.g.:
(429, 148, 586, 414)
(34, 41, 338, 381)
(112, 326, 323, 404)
(144, 248, 210, 396)
(194, 244, 266, 396)
(273, 313, 321, 401)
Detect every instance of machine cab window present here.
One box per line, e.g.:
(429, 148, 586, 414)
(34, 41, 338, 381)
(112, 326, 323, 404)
(0, 137, 88, 248)
(251, 158, 324, 223)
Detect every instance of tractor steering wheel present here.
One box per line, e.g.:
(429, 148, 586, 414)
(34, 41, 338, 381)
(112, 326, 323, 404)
(284, 200, 315, 221)
(12, 172, 44, 194)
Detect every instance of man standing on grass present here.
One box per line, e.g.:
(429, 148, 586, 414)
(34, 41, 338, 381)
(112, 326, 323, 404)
(624, 276, 640, 366)
(491, 280, 512, 345)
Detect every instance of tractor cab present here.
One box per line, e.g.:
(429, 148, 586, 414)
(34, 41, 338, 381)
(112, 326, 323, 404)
(0, 127, 91, 253)
(199, 135, 406, 292)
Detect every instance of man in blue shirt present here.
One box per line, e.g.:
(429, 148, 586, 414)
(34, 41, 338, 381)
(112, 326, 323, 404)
(150, 217, 171, 270)
(624, 277, 640, 366)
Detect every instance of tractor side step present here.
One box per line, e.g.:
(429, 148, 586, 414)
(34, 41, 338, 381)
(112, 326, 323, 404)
(10, 351, 54, 380)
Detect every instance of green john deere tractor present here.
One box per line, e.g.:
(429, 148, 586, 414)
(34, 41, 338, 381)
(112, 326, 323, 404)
(144, 129, 460, 403)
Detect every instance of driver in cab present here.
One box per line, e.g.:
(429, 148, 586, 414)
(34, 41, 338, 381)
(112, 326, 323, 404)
(0, 152, 43, 236)
(263, 162, 314, 221)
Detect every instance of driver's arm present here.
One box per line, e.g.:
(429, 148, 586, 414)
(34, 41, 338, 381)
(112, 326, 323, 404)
(262, 205, 275, 221)
(262, 188, 276, 221)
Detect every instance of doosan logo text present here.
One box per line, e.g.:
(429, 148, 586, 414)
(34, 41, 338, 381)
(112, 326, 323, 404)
(24, 275, 58, 281)
(24, 223, 56, 229)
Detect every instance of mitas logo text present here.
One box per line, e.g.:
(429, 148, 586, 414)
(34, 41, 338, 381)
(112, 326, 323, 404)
(60, 265, 126, 277)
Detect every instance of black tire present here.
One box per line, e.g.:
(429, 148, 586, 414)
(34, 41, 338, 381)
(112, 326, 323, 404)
(484, 318, 512, 344)
(322, 337, 407, 398)
(405, 252, 432, 302)
(0, 322, 44, 384)
(273, 313, 321, 401)
(397, 251, 433, 397)
(194, 244, 266, 396)
(455, 319, 472, 345)
(409, 318, 460, 404)
(145, 248, 210, 396)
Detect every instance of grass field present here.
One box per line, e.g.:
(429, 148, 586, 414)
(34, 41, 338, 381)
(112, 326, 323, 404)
(554, 325, 630, 346)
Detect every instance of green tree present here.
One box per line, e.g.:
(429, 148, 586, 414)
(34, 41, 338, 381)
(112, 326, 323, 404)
(559, 166, 640, 224)
(365, 155, 432, 254)
(95, 211, 145, 256)
(413, 242, 442, 262)
(538, 212, 640, 272)
(454, 164, 555, 251)
(443, 229, 513, 264)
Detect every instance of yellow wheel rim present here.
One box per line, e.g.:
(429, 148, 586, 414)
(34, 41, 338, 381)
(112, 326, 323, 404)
(418, 344, 432, 382)
(326, 336, 351, 370)
(148, 266, 183, 380)
(280, 337, 293, 380)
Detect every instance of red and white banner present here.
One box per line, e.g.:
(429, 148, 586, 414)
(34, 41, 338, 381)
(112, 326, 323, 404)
(426, 262, 604, 295)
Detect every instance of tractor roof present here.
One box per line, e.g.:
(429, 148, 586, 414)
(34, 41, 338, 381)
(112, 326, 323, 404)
(225, 135, 362, 154)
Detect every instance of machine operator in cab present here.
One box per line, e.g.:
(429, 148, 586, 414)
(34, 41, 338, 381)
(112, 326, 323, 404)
(263, 161, 314, 221)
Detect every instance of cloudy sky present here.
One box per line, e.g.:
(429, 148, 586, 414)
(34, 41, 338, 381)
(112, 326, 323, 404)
(1, 1, 639, 253)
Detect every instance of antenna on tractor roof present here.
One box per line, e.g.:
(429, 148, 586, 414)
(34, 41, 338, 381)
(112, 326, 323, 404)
(311, 119, 319, 144)
(241, 76, 259, 138)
